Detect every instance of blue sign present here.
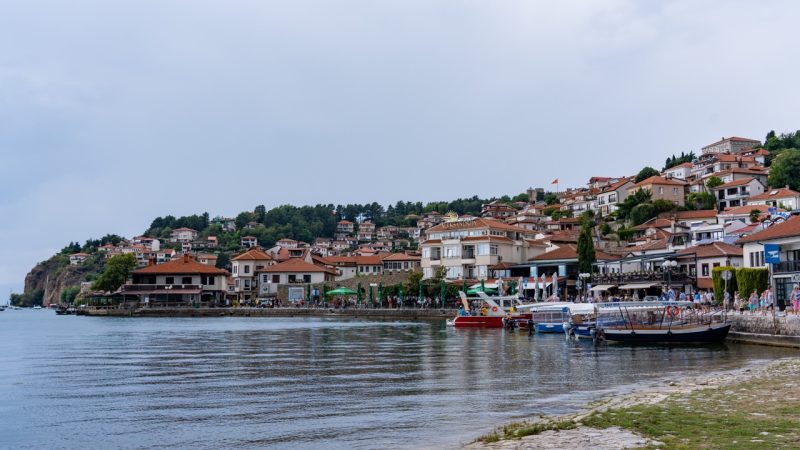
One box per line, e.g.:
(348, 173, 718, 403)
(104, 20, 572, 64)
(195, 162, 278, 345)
(765, 244, 781, 264)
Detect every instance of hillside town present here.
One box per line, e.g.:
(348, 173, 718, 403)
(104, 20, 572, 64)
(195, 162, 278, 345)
(57, 134, 800, 311)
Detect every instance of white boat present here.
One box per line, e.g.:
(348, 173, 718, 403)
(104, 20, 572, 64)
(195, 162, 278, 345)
(594, 301, 731, 344)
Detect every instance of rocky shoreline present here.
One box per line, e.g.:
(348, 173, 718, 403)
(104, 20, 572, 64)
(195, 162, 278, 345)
(465, 357, 800, 449)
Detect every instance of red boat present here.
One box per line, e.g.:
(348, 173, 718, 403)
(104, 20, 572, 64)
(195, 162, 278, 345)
(448, 292, 533, 328)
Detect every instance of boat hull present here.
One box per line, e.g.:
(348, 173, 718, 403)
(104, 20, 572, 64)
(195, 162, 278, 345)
(452, 314, 532, 328)
(601, 323, 731, 344)
(536, 323, 565, 334)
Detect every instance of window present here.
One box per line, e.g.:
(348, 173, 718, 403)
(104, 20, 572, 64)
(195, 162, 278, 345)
(233, 265, 237, 275)
(244, 265, 250, 274)
(701, 264, 709, 277)
(658, 187, 664, 195)
(235, 279, 240, 287)
(288, 275, 297, 283)
(673, 187, 678, 195)
(182, 276, 192, 284)
(477, 244, 490, 256)
(262, 275, 269, 283)
(272, 275, 280, 283)
(303, 275, 311, 283)
(166, 277, 174, 284)
(490, 245, 498, 256)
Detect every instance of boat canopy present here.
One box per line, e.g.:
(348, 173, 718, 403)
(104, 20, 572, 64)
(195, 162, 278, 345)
(595, 301, 693, 312)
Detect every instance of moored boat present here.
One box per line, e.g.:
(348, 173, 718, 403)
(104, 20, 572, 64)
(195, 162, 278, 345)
(594, 301, 730, 345)
(448, 292, 532, 328)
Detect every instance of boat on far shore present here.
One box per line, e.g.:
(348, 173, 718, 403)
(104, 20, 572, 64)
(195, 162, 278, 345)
(447, 292, 532, 328)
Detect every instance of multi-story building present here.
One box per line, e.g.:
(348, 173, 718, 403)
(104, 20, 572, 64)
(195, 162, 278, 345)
(118, 254, 229, 306)
(701, 136, 761, 155)
(420, 217, 537, 280)
(241, 236, 258, 248)
(336, 220, 355, 234)
(596, 177, 635, 216)
(632, 176, 687, 206)
(382, 253, 421, 273)
(737, 216, 800, 309)
(711, 177, 765, 211)
(258, 259, 337, 298)
(231, 247, 274, 303)
(170, 227, 198, 243)
(481, 201, 518, 219)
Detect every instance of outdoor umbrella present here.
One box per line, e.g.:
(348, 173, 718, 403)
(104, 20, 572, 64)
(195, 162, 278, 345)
(440, 280, 446, 307)
(306, 284, 311, 305)
(509, 280, 517, 296)
(398, 283, 405, 307)
(552, 273, 559, 298)
(418, 279, 424, 305)
(378, 282, 384, 308)
(326, 287, 358, 296)
(462, 278, 468, 294)
(369, 284, 374, 305)
(357, 282, 363, 304)
(323, 283, 328, 305)
(480, 279, 485, 293)
(540, 274, 546, 299)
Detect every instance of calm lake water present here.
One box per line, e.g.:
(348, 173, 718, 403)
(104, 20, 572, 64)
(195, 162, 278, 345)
(0, 310, 794, 449)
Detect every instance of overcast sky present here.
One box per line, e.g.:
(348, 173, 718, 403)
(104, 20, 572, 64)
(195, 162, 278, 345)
(2, 0, 799, 295)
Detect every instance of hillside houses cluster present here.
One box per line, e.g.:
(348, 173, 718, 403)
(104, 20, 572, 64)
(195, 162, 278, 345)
(418, 136, 800, 310)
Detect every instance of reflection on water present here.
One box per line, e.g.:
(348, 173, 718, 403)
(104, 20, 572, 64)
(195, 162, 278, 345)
(0, 311, 793, 449)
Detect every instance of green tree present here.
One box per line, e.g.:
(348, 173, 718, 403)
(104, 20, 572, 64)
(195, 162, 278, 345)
(92, 254, 137, 292)
(616, 189, 652, 222)
(576, 224, 596, 274)
(749, 209, 762, 223)
(686, 192, 717, 210)
(407, 270, 423, 295)
(544, 193, 559, 205)
(635, 166, 660, 183)
(767, 148, 800, 190)
(705, 176, 723, 190)
(60, 286, 81, 304)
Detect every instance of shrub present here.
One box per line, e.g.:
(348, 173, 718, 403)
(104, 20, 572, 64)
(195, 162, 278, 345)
(711, 266, 737, 303)
(735, 268, 769, 297)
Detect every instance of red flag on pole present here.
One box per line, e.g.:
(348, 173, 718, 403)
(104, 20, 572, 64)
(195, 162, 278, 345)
(551, 178, 559, 184)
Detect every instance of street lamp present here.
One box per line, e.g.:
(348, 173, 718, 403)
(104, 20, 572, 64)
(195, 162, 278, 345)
(578, 272, 591, 301)
(662, 260, 678, 293)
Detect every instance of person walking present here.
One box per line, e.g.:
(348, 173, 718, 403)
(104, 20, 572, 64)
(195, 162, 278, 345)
(749, 290, 759, 314)
(791, 285, 800, 315)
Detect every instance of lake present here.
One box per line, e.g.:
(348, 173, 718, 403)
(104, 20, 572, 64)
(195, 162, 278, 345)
(0, 309, 793, 449)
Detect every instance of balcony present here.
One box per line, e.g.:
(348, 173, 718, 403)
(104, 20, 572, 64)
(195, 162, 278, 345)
(593, 271, 693, 285)
(774, 261, 800, 274)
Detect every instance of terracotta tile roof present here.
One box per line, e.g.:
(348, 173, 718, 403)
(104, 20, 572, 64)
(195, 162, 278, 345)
(461, 235, 515, 243)
(134, 255, 228, 275)
(71, 252, 91, 257)
(355, 255, 384, 265)
(631, 239, 670, 251)
(658, 210, 718, 220)
(381, 253, 421, 261)
(633, 176, 688, 188)
(322, 256, 356, 266)
(529, 244, 619, 262)
(261, 258, 337, 274)
(172, 227, 197, 232)
(736, 215, 800, 244)
(712, 177, 758, 189)
(748, 188, 800, 201)
(231, 248, 273, 261)
(420, 239, 442, 245)
(548, 231, 580, 243)
(702, 136, 761, 148)
(631, 218, 680, 230)
(720, 204, 776, 216)
(425, 217, 531, 234)
(716, 154, 756, 163)
(676, 242, 743, 258)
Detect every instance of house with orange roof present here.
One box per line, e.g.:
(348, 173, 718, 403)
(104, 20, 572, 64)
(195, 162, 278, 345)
(736, 215, 800, 309)
(382, 253, 421, 273)
(632, 176, 687, 206)
(663, 162, 694, 181)
(675, 242, 744, 289)
(481, 201, 517, 220)
(596, 177, 636, 217)
(170, 227, 198, 243)
(257, 259, 337, 298)
(336, 220, 355, 234)
(746, 187, 800, 210)
(117, 254, 229, 306)
(241, 235, 258, 248)
(69, 252, 90, 265)
(420, 216, 539, 280)
(231, 247, 275, 303)
(709, 177, 764, 211)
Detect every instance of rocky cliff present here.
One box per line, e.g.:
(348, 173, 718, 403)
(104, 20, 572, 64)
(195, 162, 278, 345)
(23, 255, 104, 305)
